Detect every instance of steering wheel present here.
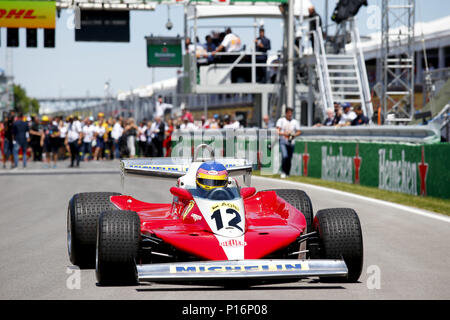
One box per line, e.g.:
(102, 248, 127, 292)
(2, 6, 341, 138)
(207, 188, 233, 200)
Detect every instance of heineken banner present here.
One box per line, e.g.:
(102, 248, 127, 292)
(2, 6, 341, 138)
(291, 141, 450, 199)
(171, 131, 449, 199)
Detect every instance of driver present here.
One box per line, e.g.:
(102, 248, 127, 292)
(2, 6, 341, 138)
(196, 161, 229, 191)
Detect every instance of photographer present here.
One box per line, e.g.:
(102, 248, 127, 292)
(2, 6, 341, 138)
(276, 107, 301, 178)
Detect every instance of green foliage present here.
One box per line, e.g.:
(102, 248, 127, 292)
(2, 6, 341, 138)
(13, 84, 40, 115)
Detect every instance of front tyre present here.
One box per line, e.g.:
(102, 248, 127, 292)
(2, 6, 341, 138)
(314, 208, 363, 282)
(67, 192, 121, 268)
(96, 210, 141, 286)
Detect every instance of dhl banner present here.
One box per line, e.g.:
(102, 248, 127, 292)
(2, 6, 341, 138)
(0, 1, 55, 28)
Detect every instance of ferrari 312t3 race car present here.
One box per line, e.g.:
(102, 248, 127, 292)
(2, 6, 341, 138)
(67, 144, 363, 286)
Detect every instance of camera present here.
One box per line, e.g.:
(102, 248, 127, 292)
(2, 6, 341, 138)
(166, 20, 173, 30)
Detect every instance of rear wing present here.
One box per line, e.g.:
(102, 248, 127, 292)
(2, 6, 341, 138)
(120, 157, 253, 180)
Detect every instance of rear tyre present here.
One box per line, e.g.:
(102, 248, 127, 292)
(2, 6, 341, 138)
(96, 210, 141, 286)
(67, 192, 121, 268)
(315, 208, 363, 282)
(269, 189, 314, 233)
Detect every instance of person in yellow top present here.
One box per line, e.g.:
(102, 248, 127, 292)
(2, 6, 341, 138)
(93, 112, 109, 160)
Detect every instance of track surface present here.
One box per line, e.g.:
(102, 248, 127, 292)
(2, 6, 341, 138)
(0, 160, 449, 300)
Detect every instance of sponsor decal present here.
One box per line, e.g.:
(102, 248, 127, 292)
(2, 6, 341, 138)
(291, 143, 310, 177)
(302, 142, 310, 176)
(211, 202, 239, 212)
(0, 1, 55, 28)
(219, 239, 247, 247)
(170, 262, 309, 273)
(378, 149, 417, 195)
(182, 200, 195, 220)
(321, 146, 353, 183)
(191, 213, 202, 222)
(418, 146, 429, 196)
(353, 144, 362, 184)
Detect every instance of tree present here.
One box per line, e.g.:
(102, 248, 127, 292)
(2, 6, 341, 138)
(13, 84, 40, 115)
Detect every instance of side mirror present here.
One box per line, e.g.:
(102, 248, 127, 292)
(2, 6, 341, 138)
(240, 187, 256, 199)
(170, 187, 193, 200)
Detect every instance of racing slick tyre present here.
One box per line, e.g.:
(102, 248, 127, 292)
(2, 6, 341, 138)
(314, 208, 363, 283)
(269, 189, 314, 232)
(67, 192, 121, 268)
(96, 210, 141, 286)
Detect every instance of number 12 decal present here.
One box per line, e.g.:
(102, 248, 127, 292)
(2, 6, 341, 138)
(211, 208, 243, 232)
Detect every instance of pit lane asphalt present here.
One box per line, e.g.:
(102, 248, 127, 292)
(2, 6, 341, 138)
(0, 160, 449, 300)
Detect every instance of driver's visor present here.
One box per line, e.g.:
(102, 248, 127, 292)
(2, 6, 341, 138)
(197, 177, 228, 189)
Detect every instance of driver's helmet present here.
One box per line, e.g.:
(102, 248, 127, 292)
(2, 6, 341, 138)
(196, 161, 229, 191)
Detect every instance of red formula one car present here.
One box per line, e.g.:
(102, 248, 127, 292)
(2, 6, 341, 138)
(67, 145, 363, 286)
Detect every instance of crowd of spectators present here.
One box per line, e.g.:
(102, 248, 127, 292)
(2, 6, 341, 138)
(0, 107, 246, 169)
(313, 102, 370, 127)
(1, 99, 369, 171)
(186, 26, 271, 83)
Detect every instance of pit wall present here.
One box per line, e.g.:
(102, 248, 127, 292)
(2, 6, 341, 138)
(289, 141, 449, 199)
(172, 136, 450, 199)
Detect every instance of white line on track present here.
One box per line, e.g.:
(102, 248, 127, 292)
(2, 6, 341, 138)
(253, 175, 450, 223)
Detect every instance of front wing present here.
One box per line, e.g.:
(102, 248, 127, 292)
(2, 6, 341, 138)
(136, 259, 347, 283)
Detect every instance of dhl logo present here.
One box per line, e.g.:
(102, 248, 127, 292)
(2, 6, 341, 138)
(0, 9, 37, 19)
(170, 263, 310, 273)
(0, 1, 55, 28)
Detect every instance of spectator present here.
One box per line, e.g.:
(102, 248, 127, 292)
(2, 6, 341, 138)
(93, 113, 107, 161)
(180, 103, 194, 123)
(223, 114, 240, 129)
(209, 114, 220, 129)
(150, 116, 166, 157)
(41, 115, 60, 168)
(180, 114, 197, 131)
(144, 120, 154, 157)
(213, 28, 242, 63)
(2, 113, 15, 169)
(351, 105, 370, 126)
(308, 5, 322, 51)
(276, 107, 301, 178)
(154, 95, 173, 119)
(104, 117, 114, 159)
(58, 116, 69, 159)
(82, 117, 95, 161)
(138, 121, 148, 157)
(204, 35, 217, 63)
(262, 115, 274, 129)
(123, 118, 138, 158)
(255, 27, 271, 83)
(29, 116, 43, 161)
(314, 108, 335, 127)
(164, 118, 174, 157)
(337, 103, 357, 126)
(66, 115, 82, 167)
(111, 116, 123, 159)
(12, 112, 29, 168)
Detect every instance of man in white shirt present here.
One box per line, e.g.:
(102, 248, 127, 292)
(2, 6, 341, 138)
(66, 115, 82, 167)
(223, 114, 241, 129)
(82, 118, 95, 161)
(154, 95, 173, 119)
(111, 117, 123, 159)
(338, 103, 357, 126)
(213, 28, 242, 63)
(276, 107, 301, 178)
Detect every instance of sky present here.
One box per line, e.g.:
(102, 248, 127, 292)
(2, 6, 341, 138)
(0, 0, 449, 99)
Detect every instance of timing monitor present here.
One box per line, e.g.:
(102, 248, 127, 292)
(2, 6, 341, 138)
(75, 10, 130, 42)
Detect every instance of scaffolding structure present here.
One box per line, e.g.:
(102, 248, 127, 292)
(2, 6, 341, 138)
(381, 0, 415, 123)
